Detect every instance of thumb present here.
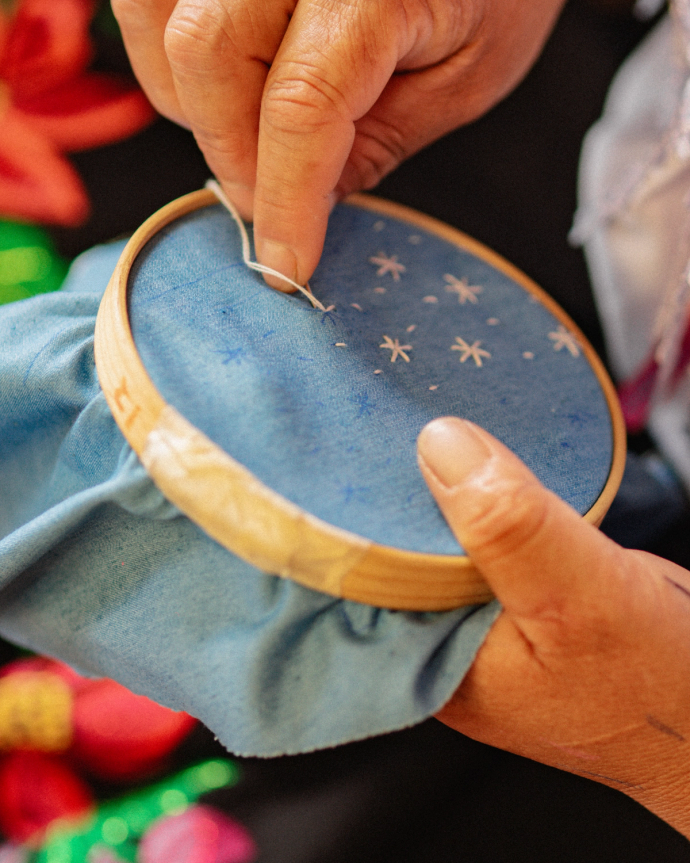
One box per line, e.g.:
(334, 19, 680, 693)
(417, 417, 623, 623)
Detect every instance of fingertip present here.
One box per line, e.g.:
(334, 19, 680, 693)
(255, 239, 299, 293)
(417, 417, 495, 490)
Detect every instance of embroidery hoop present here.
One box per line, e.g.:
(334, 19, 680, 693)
(94, 189, 625, 611)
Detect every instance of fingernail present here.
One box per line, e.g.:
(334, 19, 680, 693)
(256, 239, 298, 292)
(417, 418, 493, 489)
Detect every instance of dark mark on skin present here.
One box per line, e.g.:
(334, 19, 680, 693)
(555, 764, 642, 790)
(578, 770, 642, 790)
(665, 575, 690, 601)
(647, 715, 686, 742)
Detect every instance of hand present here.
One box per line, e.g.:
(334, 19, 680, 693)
(111, 0, 565, 288)
(417, 417, 690, 839)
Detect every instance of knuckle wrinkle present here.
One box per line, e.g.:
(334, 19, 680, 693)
(464, 475, 549, 563)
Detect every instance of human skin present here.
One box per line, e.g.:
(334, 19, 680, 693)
(418, 418, 690, 840)
(111, 0, 690, 838)
(111, 0, 565, 288)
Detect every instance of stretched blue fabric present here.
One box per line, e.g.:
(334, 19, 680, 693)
(0, 200, 613, 756)
(130, 204, 613, 553)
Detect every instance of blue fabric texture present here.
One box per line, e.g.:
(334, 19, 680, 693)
(131, 204, 613, 554)
(0, 199, 614, 757)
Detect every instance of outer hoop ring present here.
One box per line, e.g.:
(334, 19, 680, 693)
(94, 190, 625, 611)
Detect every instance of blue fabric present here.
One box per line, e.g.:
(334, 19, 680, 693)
(0, 200, 614, 757)
(131, 204, 613, 554)
(0, 238, 498, 757)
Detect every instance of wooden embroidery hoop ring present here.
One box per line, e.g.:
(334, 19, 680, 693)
(94, 189, 626, 612)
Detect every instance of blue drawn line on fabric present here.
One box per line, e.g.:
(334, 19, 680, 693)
(564, 410, 598, 427)
(139, 262, 245, 305)
(296, 356, 315, 362)
(320, 310, 338, 326)
(23, 324, 74, 385)
(216, 347, 246, 365)
(349, 392, 377, 418)
(339, 484, 372, 504)
(262, 330, 276, 338)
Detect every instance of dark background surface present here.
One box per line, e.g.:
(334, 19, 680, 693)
(4, 0, 690, 858)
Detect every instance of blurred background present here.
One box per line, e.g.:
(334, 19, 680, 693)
(1, 0, 690, 859)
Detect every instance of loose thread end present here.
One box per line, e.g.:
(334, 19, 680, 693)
(205, 179, 327, 312)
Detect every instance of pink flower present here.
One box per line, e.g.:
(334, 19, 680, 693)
(0, 0, 155, 225)
(139, 806, 257, 863)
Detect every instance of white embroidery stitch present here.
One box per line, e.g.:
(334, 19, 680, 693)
(451, 337, 491, 367)
(369, 253, 406, 281)
(548, 325, 580, 357)
(380, 335, 412, 363)
(444, 274, 482, 304)
(206, 179, 327, 311)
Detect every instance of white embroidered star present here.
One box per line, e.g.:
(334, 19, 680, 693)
(380, 335, 412, 363)
(369, 252, 406, 281)
(451, 336, 491, 367)
(444, 274, 483, 304)
(548, 325, 580, 357)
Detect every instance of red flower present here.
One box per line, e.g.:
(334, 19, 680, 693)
(0, 750, 93, 847)
(0, 0, 155, 225)
(71, 678, 197, 781)
(0, 658, 196, 845)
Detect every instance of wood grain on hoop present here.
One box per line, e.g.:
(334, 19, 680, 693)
(94, 189, 625, 611)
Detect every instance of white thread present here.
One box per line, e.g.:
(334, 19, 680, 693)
(205, 179, 326, 311)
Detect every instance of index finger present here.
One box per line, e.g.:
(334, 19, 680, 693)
(252, 0, 404, 287)
(164, 0, 296, 219)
